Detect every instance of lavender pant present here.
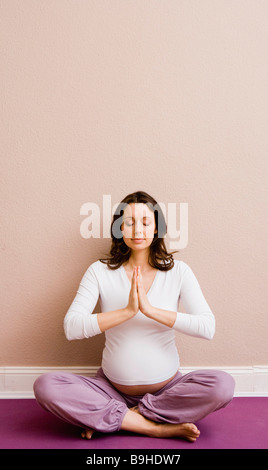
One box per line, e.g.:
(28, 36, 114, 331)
(33, 368, 235, 434)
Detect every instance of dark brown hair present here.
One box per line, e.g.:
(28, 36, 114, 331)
(99, 190, 178, 271)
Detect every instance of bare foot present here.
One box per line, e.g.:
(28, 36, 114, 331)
(156, 422, 200, 442)
(81, 428, 94, 439)
(129, 406, 200, 442)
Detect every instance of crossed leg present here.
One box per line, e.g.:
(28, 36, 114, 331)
(34, 368, 234, 443)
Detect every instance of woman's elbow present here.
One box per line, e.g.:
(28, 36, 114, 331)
(205, 316, 216, 340)
(205, 329, 215, 341)
(63, 317, 80, 341)
(64, 321, 74, 341)
(63, 317, 96, 340)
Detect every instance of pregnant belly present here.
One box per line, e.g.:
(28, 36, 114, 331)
(102, 334, 179, 392)
(110, 371, 177, 396)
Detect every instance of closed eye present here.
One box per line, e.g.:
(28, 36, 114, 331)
(125, 222, 151, 226)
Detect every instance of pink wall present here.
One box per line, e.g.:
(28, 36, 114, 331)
(1, 0, 267, 368)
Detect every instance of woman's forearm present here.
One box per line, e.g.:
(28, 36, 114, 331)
(146, 306, 215, 340)
(145, 306, 177, 328)
(97, 307, 132, 333)
(64, 307, 133, 340)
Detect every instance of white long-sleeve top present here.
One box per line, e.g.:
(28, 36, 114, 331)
(64, 259, 215, 385)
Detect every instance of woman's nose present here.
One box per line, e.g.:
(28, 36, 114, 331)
(134, 222, 143, 235)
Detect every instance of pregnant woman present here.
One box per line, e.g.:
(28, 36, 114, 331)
(34, 190, 235, 442)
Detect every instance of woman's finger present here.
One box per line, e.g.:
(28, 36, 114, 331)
(132, 266, 137, 290)
(131, 266, 136, 283)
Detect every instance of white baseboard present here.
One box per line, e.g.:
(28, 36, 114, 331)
(0, 365, 267, 398)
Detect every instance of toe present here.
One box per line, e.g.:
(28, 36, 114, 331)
(85, 429, 94, 439)
(191, 424, 200, 435)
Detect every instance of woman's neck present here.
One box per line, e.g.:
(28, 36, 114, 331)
(125, 249, 152, 271)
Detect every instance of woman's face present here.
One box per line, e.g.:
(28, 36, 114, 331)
(122, 203, 157, 251)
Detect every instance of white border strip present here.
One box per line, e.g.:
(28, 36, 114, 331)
(0, 366, 267, 398)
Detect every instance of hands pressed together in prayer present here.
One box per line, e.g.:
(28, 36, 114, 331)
(127, 266, 153, 317)
(126, 266, 177, 328)
(97, 265, 176, 334)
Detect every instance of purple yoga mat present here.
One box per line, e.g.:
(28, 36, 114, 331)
(0, 397, 267, 449)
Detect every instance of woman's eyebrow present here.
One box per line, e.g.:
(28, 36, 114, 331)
(124, 216, 153, 220)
